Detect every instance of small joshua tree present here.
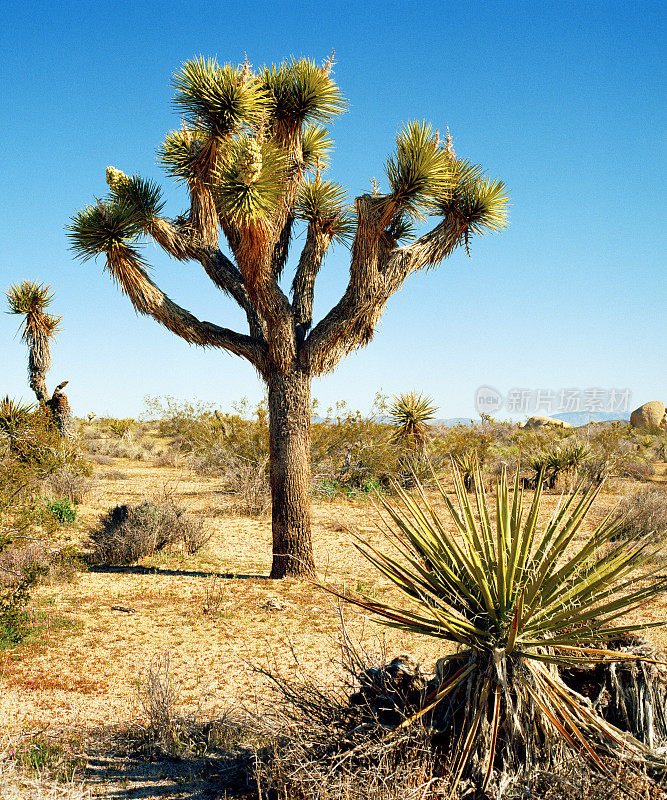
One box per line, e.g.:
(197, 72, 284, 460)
(6, 282, 73, 437)
(388, 392, 437, 456)
(68, 54, 508, 577)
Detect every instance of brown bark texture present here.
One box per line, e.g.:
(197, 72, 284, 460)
(267, 368, 315, 578)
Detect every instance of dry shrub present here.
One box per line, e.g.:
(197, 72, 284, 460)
(0, 543, 83, 587)
(614, 486, 667, 545)
(248, 622, 667, 800)
(0, 750, 89, 800)
(45, 465, 93, 504)
(88, 499, 210, 565)
(0, 542, 50, 586)
(134, 651, 231, 758)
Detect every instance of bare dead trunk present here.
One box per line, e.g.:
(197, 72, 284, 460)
(267, 367, 315, 579)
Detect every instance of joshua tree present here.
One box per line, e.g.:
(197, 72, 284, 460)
(6, 282, 73, 437)
(68, 54, 508, 577)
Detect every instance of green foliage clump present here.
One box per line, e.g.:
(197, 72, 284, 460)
(332, 467, 667, 793)
(12, 733, 86, 783)
(0, 402, 88, 643)
(44, 497, 76, 524)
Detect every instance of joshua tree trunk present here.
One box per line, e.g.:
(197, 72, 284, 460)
(267, 367, 315, 578)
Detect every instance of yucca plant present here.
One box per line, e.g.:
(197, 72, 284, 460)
(6, 282, 60, 403)
(388, 392, 437, 455)
(329, 466, 667, 794)
(529, 442, 591, 490)
(451, 449, 479, 492)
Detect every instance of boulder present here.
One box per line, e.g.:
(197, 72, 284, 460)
(520, 415, 573, 429)
(630, 401, 667, 431)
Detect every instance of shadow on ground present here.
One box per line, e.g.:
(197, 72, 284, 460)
(85, 750, 254, 799)
(88, 565, 269, 580)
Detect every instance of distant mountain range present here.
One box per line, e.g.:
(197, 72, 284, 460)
(313, 412, 630, 427)
(429, 411, 631, 427)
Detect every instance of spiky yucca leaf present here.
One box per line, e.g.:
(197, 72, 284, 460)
(6, 281, 61, 353)
(6, 281, 53, 317)
(0, 396, 34, 436)
(437, 157, 509, 236)
(158, 126, 210, 183)
(261, 57, 346, 127)
(213, 139, 286, 222)
(328, 467, 667, 790)
(388, 392, 437, 450)
(297, 179, 355, 245)
(301, 123, 333, 172)
(385, 121, 453, 221)
(67, 202, 141, 261)
(173, 58, 265, 137)
(108, 173, 166, 226)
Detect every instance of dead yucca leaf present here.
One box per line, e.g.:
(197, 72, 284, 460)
(324, 466, 667, 794)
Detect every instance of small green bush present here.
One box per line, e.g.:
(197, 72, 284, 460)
(45, 497, 76, 524)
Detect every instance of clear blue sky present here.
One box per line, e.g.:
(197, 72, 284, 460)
(1, 0, 664, 420)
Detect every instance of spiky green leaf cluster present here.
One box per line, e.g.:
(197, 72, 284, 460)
(0, 397, 35, 436)
(385, 121, 453, 220)
(157, 127, 209, 183)
(301, 123, 333, 172)
(437, 158, 509, 234)
(173, 58, 265, 137)
(261, 57, 346, 127)
(6, 282, 60, 347)
(6, 282, 53, 317)
(108, 172, 166, 226)
(67, 202, 140, 261)
(328, 467, 667, 789)
(388, 392, 437, 447)
(213, 139, 285, 222)
(297, 179, 355, 244)
(345, 468, 665, 658)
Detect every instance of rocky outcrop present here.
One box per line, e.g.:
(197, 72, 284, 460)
(630, 401, 667, 431)
(520, 415, 573, 429)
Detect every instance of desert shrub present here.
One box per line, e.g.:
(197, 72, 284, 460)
(103, 417, 135, 437)
(146, 396, 271, 513)
(329, 467, 667, 794)
(613, 486, 667, 545)
(44, 497, 76, 524)
(135, 651, 228, 758)
(576, 421, 652, 485)
(45, 464, 93, 504)
(10, 733, 87, 784)
(0, 403, 88, 642)
(89, 498, 209, 565)
(311, 402, 399, 494)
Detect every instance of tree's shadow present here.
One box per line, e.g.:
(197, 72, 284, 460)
(85, 750, 254, 799)
(88, 564, 268, 580)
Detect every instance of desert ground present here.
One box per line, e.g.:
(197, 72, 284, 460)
(2, 423, 666, 798)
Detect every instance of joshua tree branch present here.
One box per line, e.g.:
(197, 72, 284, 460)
(105, 245, 267, 369)
(304, 215, 467, 376)
(144, 216, 267, 342)
(291, 223, 331, 333)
